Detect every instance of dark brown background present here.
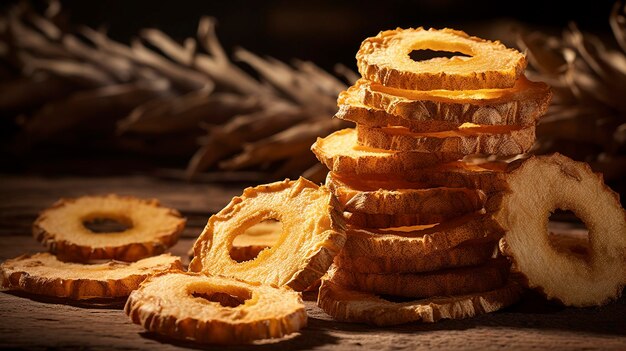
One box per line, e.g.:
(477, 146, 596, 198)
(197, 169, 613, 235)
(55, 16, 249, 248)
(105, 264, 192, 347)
(23, 0, 614, 71)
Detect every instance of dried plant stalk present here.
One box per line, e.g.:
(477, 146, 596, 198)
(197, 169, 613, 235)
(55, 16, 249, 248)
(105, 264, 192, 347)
(520, 1, 626, 189)
(0, 2, 352, 180)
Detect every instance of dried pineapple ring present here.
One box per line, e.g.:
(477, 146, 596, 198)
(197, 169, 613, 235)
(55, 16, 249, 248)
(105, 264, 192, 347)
(344, 211, 454, 227)
(0, 253, 181, 299)
(493, 154, 626, 306)
(329, 258, 510, 299)
(125, 271, 306, 344)
(343, 212, 504, 256)
(311, 129, 463, 175)
(334, 241, 497, 273)
(326, 171, 485, 216)
(357, 27, 527, 90)
(189, 178, 345, 291)
(336, 77, 551, 131)
(34, 195, 185, 262)
(327, 159, 513, 195)
(356, 124, 536, 156)
(318, 275, 522, 326)
(335, 85, 462, 133)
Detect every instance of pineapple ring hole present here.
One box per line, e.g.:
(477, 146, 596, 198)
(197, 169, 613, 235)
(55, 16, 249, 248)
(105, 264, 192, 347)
(547, 209, 590, 261)
(229, 219, 282, 262)
(192, 286, 252, 308)
(409, 49, 471, 62)
(82, 214, 133, 233)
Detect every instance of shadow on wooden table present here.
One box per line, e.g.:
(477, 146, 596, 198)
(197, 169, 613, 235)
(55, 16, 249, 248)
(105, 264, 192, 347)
(306, 289, 626, 338)
(3, 290, 127, 309)
(138, 325, 341, 351)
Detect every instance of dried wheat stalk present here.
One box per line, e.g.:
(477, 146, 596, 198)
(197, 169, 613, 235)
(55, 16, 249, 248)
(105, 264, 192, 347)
(519, 1, 626, 184)
(0, 1, 353, 181)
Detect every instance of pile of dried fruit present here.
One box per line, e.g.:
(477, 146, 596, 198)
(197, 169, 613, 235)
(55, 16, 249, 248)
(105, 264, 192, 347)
(3, 26, 626, 346)
(175, 178, 345, 343)
(1, 195, 185, 299)
(312, 27, 626, 325)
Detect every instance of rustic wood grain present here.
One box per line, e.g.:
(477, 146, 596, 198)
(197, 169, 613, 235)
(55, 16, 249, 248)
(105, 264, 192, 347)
(0, 174, 625, 350)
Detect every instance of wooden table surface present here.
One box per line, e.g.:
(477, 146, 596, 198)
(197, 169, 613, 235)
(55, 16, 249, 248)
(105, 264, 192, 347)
(0, 174, 625, 351)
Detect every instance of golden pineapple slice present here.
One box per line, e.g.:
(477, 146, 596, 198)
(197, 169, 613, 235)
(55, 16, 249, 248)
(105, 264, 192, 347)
(311, 128, 463, 175)
(342, 211, 504, 256)
(0, 252, 182, 299)
(343, 211, 454, 228)
(356, 124, 536, 156)
(336, 76, 551, 131)
(33, 194, 185, 262)
(329, 258, 510, 299)
(317, 275, 522, 326)
(326, 171, 485, 216)
(125, 271, 306, 344)
(189, 178, 345, 291)
(356, 27, 527, 90)
(335, 86, 462, 133)
(334, 241, 497, 273)
(492, 154, 626, 306)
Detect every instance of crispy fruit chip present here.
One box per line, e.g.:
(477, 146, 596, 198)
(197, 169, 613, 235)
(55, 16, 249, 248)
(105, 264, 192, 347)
(189, 178, 345, 291)
(356, 124, 536, 156)
(324, 159, 516, 194)
(317, 275, 522, 326)
(326, 171, 485, 216)
(0, 253, 182, 299)
(335, 85, 462, 133)
(329, 259, 510, 298)
(356, 27, 526, 90)
(337, 77, 550, 131)
(334, 241, 497, 273)
(125, 271, 307, 344)
(33, 195, 185, 262)
(311, 129, 463, 175)
(344, 211, 454, 228)
(493, 154, 626, 306)
(343, 212, 503, 256)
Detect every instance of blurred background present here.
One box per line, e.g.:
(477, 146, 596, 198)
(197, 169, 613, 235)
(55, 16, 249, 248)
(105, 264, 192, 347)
(1, 0, 624, 200)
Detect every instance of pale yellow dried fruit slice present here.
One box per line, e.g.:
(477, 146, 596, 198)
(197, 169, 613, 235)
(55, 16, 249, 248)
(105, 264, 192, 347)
(326, 171, 485, 216)
(125, 271, 307, 344)
(0, 252, 182, 299)
(325, 160, 516, 194)
(343, 211, 450, 227)
(492, 154, 626, 306)
(317, 276, 522, 326)
(335, 87, 461, 133)
(334, 241, 497, 273)
(337, 77, 551, 131)
(329, 258, 510, 298)
(343, 211, 504, 256)
(311, 128, 463, 175)
(362, 160, 517, 194)
(356, 124, 536, 156)
(189, 178, 346, 291)
(33, 194, 185, 262)
(356, 27, 527, 90)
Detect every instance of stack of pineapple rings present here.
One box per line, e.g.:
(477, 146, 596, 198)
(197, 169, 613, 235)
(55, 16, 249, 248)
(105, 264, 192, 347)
(312, 27, 626, 325)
